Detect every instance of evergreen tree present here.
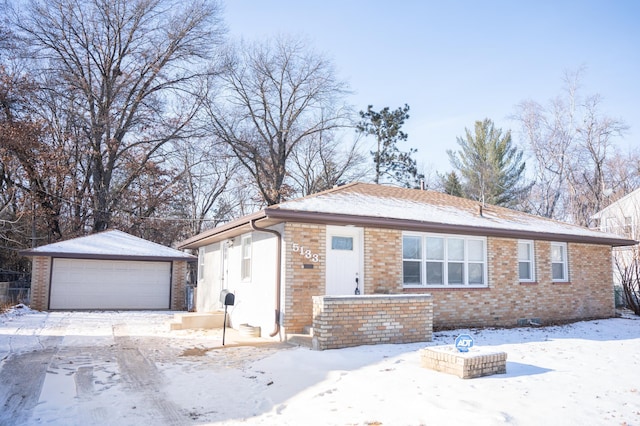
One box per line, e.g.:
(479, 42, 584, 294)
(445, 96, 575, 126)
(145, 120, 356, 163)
(448, 118, 528, 207)
(357, 104, 423, 188)
(441, 171, 464, 197)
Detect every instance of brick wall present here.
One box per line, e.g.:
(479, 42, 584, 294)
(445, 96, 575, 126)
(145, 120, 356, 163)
(29, 256, 51, 311)
(170, 260, 189, 310)
(405, 237, 615, 329)
(280, 223, 615, 335)
(283, 222, 326, 333)
(364, 228, 403, 294)
(312, 294, 433, 350)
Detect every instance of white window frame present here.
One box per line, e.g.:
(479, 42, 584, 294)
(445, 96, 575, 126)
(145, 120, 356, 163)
(624, 216, 633, 237)
(241, 235, 252, 281)
(198, 247, 205, 281)
(551, 242, 568, 282)
(402, 232, 487, 287)
(518, 240, 535, 282)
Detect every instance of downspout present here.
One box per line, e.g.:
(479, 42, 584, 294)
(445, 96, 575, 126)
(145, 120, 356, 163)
(250, 219, 282, 337)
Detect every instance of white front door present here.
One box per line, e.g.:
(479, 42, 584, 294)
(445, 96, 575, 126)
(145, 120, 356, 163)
(325, 226, 363, 295)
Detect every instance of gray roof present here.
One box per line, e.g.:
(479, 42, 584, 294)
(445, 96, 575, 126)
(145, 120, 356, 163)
(21, 230, 195, 261)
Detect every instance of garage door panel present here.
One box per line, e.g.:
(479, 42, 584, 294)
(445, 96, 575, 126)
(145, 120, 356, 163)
(50, 259, 171, 310)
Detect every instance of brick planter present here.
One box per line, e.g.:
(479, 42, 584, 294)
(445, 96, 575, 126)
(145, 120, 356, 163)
(312, 294, 432, 350)
(420, 345, 507, 379)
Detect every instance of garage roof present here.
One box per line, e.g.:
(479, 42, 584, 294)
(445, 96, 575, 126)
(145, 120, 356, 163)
(21, 230, 195, 261)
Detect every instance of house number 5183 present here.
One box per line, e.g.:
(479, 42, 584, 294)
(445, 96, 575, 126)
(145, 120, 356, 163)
(292, 242, 319, 262)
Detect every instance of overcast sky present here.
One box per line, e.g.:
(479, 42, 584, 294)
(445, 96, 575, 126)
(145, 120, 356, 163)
(224, 1, 640, 176)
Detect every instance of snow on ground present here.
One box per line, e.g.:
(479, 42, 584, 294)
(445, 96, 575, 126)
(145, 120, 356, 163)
(1, 306, 639, 426)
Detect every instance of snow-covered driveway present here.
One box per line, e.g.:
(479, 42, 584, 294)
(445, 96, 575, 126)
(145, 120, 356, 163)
(1, 307, 639, 426)
(0, 309, 284, 425)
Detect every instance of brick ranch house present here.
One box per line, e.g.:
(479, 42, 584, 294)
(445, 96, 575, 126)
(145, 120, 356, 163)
(178, 182, 635, 343)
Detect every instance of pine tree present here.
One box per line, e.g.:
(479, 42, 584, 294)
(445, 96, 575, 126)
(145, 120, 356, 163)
(357, 104, 423, 188)
(448, 118, 529, 207)
(441, 171, 464, 197)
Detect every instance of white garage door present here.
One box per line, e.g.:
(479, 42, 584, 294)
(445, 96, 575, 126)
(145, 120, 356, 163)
(50, 258, 171, 310)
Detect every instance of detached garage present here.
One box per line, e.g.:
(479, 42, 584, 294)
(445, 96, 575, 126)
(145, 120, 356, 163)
(21, 230, 195, 311)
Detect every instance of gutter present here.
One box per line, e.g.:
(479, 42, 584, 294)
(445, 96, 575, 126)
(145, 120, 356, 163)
(250, 219, 282, 338)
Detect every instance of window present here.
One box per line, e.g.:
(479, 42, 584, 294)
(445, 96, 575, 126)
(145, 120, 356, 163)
(198, 247, 205, 281)
(403, 233, 486, 286)
(402, 235, 422, 284)
(605, 217, 615, 233)
(624, 216, 633, 237)
(241, 235, 252, 281)
(518, 240, 535, 282)
(332, 236, 353, 250)
(551, 242, 568, 282)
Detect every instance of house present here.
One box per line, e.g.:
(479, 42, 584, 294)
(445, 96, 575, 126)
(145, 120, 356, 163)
(21, 230, 196, 310)
(178, 182, 635, 344)
(592, 188, 640, 240)
(592, 188, 640, 305)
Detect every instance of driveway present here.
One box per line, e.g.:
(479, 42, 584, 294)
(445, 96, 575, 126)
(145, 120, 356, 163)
(0, 308, 286, 425)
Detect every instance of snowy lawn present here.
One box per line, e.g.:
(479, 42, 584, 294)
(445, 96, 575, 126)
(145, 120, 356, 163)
(0, 306, 639, 426)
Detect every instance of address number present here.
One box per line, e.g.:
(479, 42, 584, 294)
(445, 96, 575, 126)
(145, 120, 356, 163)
(292, 242, 319, 262)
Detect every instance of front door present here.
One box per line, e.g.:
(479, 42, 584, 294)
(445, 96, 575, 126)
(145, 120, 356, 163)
(325, 226, 363, 295)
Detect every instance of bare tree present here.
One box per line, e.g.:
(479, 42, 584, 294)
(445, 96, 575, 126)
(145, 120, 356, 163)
(15, 0, 225, 232)
(176, 138, 239, 234)
(514, 98, 570, 218)
(568, 94, 628, 226)
(614, 246, 640, 315)
(514, 68, 631, 225)
(207, 35, 351, 205)
(289, 130, 367, 196)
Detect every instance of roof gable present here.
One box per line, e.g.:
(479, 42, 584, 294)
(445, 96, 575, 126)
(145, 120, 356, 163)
(592, 187, 640, 220)
(21, 230, 195, 261)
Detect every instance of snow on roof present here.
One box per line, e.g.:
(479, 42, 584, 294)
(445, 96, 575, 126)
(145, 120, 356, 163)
(275, 183, 627, 241)
(22, 230, 195, 260)
(179, 182, 635, 248)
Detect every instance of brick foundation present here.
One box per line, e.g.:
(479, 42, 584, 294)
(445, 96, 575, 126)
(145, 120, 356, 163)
(420, 346, 507, 379)
(312, 294, 433, 350)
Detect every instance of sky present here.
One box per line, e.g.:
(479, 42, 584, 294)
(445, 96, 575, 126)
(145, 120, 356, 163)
(223, 1, 640, 176)
(1, 308, 639, 425)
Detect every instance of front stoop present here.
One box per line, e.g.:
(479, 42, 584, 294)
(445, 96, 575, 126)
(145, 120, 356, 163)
(420, 345, 507, 379)
(169, 312, 226, 330)
(286, 325, 313, 348)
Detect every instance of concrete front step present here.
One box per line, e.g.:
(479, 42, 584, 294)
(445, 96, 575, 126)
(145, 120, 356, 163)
(286, 334, 313, 348)
(169, 312, 226, 330)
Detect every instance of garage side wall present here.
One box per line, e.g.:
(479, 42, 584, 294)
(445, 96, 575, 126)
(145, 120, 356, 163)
(29, 256, 51, 311)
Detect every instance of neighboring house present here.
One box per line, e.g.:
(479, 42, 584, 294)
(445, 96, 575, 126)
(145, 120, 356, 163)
(178, 182, 635, 339)
(592, 188, 640, 292)
(21, 230, 196, 310)
(592, 188, 640, 241)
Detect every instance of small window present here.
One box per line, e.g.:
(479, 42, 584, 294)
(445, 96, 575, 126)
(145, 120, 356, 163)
(605, 217, 615, 233)
(403, 236, 422, 284)
(241, 235, 252, 281)
(198, 247, 205, 281)
(331, 236, 353, 250)
(518, 241, 535, 282)
(624, 216, 633, 237)
(551, 242, 568, 282)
